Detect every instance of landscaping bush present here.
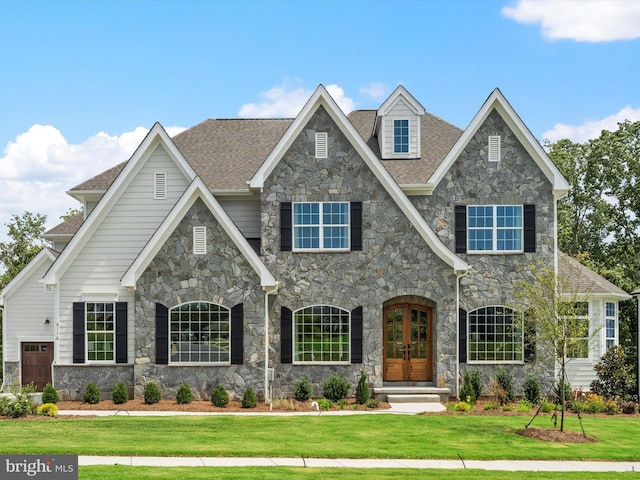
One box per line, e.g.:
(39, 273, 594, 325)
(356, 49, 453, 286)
(322, 374, 350, 402)
(6, 399, 30, 418)
(621, 401, 638, 414)
(42, 383, 59, 404)
(211, 385, 229, 407)
(242, 387, 258, 408)
(523, 373, 541, 404)
(317, 398, 333, 410)
(516, 399, 532, 412)
(584, 393, 605, 414)
(0, 397, 11, 416)
(294, 376, 313, 402)
(366, 398, 380, 409)
(355, 370, 370, 405)
(553, 379, 572, 405)
(591, 345, 637, 401)
(83, 381, 101, 405)
(37, 403, 58, 417)
(469, 368, 484, 400)
(112, 382, 129, 405)
(453, 401, 471, 412)
(604, 399, 620, 415)
(541, 401, 555, 413)
(483, 402, 499, 411)
(176, 383, 193, 404)
(459, 371, 476, 404)
(494, 367, 515, 402)
(144, 382, 161, 405)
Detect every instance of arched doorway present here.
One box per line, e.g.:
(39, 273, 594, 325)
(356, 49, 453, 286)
(383, 301, 432, 381)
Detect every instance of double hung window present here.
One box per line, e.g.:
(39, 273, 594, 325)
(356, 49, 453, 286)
(293, 202, 349, 250)
(393, 119, 409, 153)
(605, 302, 617, 350)
(468, 205, 523, 252)
(86, 302, 115, 362)
(562, 302, 590, 359)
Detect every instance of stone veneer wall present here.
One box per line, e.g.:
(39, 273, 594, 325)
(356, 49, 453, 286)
(3, 362, 20, 388)
(413, 109, 557, 393)
(52, 365, 133, 401)
(261, 105, 459, 397)
(135, 198, 265, 400)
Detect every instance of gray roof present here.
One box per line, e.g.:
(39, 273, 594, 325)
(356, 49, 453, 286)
(558, 251, 629, 297)
(44, 212, 84, 237)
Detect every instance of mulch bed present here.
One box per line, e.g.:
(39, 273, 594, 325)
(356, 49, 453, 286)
(516, 427, 599, 443)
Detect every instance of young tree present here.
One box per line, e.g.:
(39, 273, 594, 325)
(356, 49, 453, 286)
(0, 211, 47, 289)
(514, 259, 599, 432)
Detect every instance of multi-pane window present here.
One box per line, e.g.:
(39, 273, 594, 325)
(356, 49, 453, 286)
(562, 301, 590, 359)
(468, 306, 523, 362)
(393, 119, 409, 153)
(170, 302, 230, 363)
(86, 302, 114, 362)
(293, 202, 349, 250)
(468, 205, 523, 252)
(294, 305, 350, 363)
(605, 302, 617, 350)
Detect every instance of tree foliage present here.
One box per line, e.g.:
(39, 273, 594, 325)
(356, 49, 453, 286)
(0, 211, 47, 289)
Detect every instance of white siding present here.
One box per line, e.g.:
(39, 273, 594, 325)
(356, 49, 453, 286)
(380, 99, 420, 159)
(56, 144, 190, 363)
(217, 197, 261, 238)
(3, 258, 55, 362)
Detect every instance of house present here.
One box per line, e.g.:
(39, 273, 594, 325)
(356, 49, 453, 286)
(0, 85, 631, 401)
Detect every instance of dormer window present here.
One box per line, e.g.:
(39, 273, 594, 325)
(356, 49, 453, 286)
(393, 120, 409, 153)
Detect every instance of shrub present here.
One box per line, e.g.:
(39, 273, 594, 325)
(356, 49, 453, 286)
(294, 376, 313, 402)
(517, 399, 532, 412)
(6, 399, 30, 418)
(337, 399, 348, 410)
(584, 393, 605, 414)
(242, 387, 258, 408)
(211, 385, 229, 407)
(621, 401, 638, 414)
(483, 402, 499, 411)
(468, 368, 484, 400)
(459, 372, 476, 404)
(604, 399, 620, 415)
(591, 345, 637, 401)
(322, 374, 350, 402)
(453, 401, 471, 412)
(571, 400, 585, 413)
(494, 367, 515, 402)
(83, 382, 101, 405)
(502, 404, 513, 412)
(42, 383, 59, 404)
(541, 401, 555, 413)
(144, 382, 161, 405)
(553, 379, 572, 405)
(175, 383, 193, 404)
(355, 370, 370, 405)
(37, 403, 58, 417)
(317, 398, 333, 410)
(366, 398, 381, 409)
(523, 373, 541, 405)
(112, 382, 129, 405)
(0, 397, 11, 416)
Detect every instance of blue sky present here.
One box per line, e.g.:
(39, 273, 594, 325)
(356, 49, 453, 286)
(1, 0, 639, 234)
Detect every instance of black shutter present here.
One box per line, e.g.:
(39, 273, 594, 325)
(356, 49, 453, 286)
(350, 202, 362, 251)
(455, 205, 467, 253)
(231, 303, 244, 365)
(280, 202, 292, 251)
(73, 302, 85, 364)
(115, 302, 128, 364)
(523, 204, 536, 252)
(350, 306, 363, 363)
(524, 313, 536, 363)
(155, 303, 169, 365)
(459, 308, 467, 364)
(281, 307, 292, 364)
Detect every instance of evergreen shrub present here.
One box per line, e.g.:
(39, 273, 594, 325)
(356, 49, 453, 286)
(144, 382, 161, 405)
(83, 382, 101, 405)
(42, 383, 59, 404)
(242, 387, 258, 408)
(112, 382, 129, 405)
(294, 376, 313, 402)
(523, 373, 541, 404)
(322, 374, 350, 402)
(176, 383, 193, 404)
(211, 385, 229, 407)
(355, 370, 370, 405)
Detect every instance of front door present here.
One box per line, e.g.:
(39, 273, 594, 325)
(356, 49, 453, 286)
(383, 304, 432, 381)
(21, 342, 54, 391)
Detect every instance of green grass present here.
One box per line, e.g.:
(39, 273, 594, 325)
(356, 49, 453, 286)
(78, 466, 640, 480)
(1, 415, 640, 461)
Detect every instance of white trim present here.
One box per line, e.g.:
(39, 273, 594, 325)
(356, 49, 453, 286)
(121, 177, 277, 288)
(249, 85, 468, 273)
(467, 205, 524, 253)
(427, 89, 570, 196)
(292, 201, 350, 252)
(467, 305, 524, 364)
(292, 304, 351, 364)
(0, 248, 57, 305)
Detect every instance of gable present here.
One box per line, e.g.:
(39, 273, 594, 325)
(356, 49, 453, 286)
(0, 248, 58, 305)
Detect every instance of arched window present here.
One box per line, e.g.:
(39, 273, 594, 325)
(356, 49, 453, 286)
(170, 302, 230, 363)
(468, 306, 522, 363)
(294, 305, 350, 363)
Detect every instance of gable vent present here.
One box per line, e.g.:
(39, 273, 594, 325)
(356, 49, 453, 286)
(315, 132, 328, 159)
(193, 226, 206, 255)
(488, 136, 501, 162)
(154, 173, 167, 199)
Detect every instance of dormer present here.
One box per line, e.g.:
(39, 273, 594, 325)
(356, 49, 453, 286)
(373, 86, 425, 160)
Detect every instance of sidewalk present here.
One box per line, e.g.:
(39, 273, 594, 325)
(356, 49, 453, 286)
(78, 456, 640, 472)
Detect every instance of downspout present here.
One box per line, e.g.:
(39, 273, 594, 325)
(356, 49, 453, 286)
(455, 269, 469, 400)
(0, 306, 5, 392)
(634, 289, 640, 401)
(263, 283, 279, 405)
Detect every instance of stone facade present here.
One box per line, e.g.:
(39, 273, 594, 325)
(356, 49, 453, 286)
(52, 365, 133, 401)
(3, 362, 19, 388)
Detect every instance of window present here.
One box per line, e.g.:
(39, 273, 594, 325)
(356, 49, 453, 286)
(86, 302, 115, 362)
(293, 202, 349, 250)
(154, 173, 167, 199)
(315, 132, 328, 158)
(468, 306, 523, 362)
(393, 119, 409, 153)
(561, 302, 590, 359)
(468, 205, 523, 252)
(605, 302, 617, 350)
(294, 305, 350, 363)
(488, 136, 501, 162)
(170, 302, 230, 363)
(193, 226, 206, 254)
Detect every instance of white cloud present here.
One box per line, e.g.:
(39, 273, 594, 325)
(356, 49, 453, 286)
(542, 105, 640, 143)
(239, 81, 355, 118)
(0, 124, 185, 235)
(502, 0, 640, 42)
(360, 82, 387, 99)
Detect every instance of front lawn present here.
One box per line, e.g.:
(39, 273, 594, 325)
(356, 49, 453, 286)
(1, 415, 639, 461)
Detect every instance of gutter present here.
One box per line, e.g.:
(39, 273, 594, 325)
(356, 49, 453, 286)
(455, 269, 469, 400)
